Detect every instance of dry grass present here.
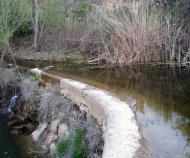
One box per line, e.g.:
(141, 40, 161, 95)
(38, 87, 71, 122)
(36, 86, 103, 157)
(89, 0, 190, 64)
(8, 0, 190, 65)
(91, 1, 165, 64)
(19, 79, 40, 107)
(0, 67, 18, 88)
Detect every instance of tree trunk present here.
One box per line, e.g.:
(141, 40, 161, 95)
(171, 19, 184, 61)
(1, 49, 5, 63)
(6, 41, 22, 78)
(33, 0, 39, 52)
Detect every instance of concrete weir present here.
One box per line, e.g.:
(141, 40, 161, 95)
(31, 68, 142, 158)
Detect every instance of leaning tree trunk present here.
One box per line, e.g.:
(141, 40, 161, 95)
(1, 49, 5, 63)
(33, 0, 39, 52)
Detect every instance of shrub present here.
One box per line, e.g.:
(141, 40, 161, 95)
(0, 67, 18, 88)
(73, 2, 93, 19)
(38, 87, 71, 122)
(71, 128, 86, 158)
(0, 0, 30, 46)
(92, 2, 165, 64)
(19, 79, 40, 108)
(38, 0, 95, 52)
(56, 139, 70, 158)
(56, 128, 86, 158)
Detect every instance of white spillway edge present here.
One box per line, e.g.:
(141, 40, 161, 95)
(31, 68, 42, 75)
(60, 78, 141, 158)
(31, 68, 142, 158)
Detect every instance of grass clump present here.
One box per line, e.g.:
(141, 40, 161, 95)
(27, 74, 40, 82)
(0, 67, 18, 88)
(72, 128, 86, 158)
(56, 128, 86, 158)
(19, 79, 40, 108)
(56, 139, 70, 158)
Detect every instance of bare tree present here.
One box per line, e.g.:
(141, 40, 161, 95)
(33, 0, 39, 51)
(0, 0, 30, 76)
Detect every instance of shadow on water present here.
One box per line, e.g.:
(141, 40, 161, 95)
(0, 94, 38, 158)
(17, 60, 190, 158)
(0, 114, 22, 158)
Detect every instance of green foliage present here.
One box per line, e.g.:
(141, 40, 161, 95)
(71, 128, 86, 158)
(56, 128, 86, 158)
(56, 139, 70, 158)
(0, 0, 31, 46)
(74, 2, 93, 19)
(40, 0, 69, 28)
(28, 74, 40, 81)
(23, 71, 41, 81)
(62, 51, 83, 65)
(166, 0, 190, 23)
(40, 0, 93, 28)
(13, 21, 30, 37)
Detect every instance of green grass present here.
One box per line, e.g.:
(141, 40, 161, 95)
(56, 139, 70, 158)
(56, 128, 86, 158)
(28, 75, 40, 81)
(23, 71, 40, 81)
(72, 128, 86, 158)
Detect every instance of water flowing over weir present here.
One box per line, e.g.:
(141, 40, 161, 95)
(0, 90, 37, 158)
(7, 95, 18, 113)
(0, 95, 21, 158)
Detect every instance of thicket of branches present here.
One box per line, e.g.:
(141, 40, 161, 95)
(0, 0, 190, 65)
(0, 0, 30, 61)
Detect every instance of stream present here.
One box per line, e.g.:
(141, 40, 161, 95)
(0, 93, 37, 158)
(0, 113, 22, 158)
(14, 60, 190, 157)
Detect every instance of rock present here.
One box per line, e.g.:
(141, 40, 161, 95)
(32, 122, 47, 141)
(50, 119, 60, 134)
(42, 145, 48, 150)
(45, 133, 58, 145)
(50, 143, 56, 157)
(11, 130, 19, 135)
(57, 112, 65, 121)
(58, 123, 69, 138)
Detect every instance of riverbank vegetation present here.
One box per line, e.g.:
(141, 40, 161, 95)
(0, 66, 103, 158)
(0, 0, 189, 65)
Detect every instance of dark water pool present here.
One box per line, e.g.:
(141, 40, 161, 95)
(0, 114, 22, 158)
(0, 103, 37, 158)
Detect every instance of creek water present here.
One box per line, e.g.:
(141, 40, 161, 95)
(0, 114, 22, 158)
(0, 96, 37, 158)
(17, 60, 190, 158)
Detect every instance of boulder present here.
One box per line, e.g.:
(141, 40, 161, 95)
(45, 133, 58, 145)
(58, 123, 69, 138)
(50, 119, 60, 134)
(50, 143, 56, 157)
(32, 122, 47, 141)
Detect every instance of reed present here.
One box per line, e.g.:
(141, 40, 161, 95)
(91, 1, 165, 64)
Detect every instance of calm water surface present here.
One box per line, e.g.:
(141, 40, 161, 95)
(17, 60, 190, 158)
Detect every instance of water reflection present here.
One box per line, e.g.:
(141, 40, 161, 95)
(137, 102, 190, 158)
(51, 64, 190, 158)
